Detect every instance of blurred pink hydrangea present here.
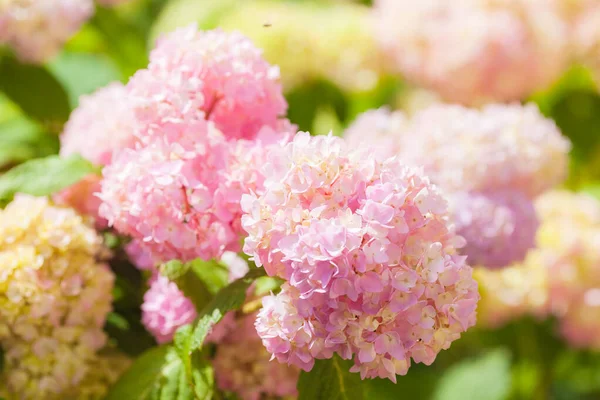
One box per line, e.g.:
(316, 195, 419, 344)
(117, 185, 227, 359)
(0, 0, 94, 63)
(451, 190, 539, 269)
(139, 250, 248, 344)
(130, 24, 288, 142)
(397, 104, 570, 197)
(343, 107, 407, 159)
(57, 82, 137, 226)
(346, 104, 570, 198)
(60, 82, 137, 166)
(214, 313, 299, 400)
(245, 133, 479, 381)
(141, 274, 197, 344)
(344, 103, 569, 269)
(477, 191, 600, 349)
(373, 0, 568, 105)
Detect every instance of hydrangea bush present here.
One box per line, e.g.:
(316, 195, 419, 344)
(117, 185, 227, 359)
(1, 0, 600, 399)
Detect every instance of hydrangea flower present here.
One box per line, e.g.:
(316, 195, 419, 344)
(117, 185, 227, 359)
(141, 274, 198, 344)
(57, 82, 137, 226)
(139, 251, 249, 344)
(0, 0, 94, 63)
(345, 103, 569, 269)
(451, 190, 539, 269)
(0, 195, 115, 399)
(343, 108, 407, 160)
(398, 104, 570, 197)
(214, 313, 299, 400)
(477, 191, 600, 349)
(245, 133, 479, 381)
(373, 0, 568, 105)
(100, 26, 293, 263)
(100, 125, 292, 263)
(60, 82, 137, 167)
(132, 24, 287, 142)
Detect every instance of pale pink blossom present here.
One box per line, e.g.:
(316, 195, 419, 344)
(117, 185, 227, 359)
(141, 274, 197, 344)
(374, 0, 568, 105)
(0, 0, 94, 63)
(246, 133, 479, 381)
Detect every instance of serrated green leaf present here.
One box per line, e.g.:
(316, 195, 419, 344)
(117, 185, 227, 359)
(298, 355, 365, 400)
(0, 154, 99, 204)
(174, 268, 265, 385)
(106, 345, 172, 400)
(190, 259, 229, 295)
(432, 349, 512, 400)
(160, 260, 212, 311)
(0, 56, 70, 132)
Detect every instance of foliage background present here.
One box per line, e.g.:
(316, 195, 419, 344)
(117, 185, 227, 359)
(1, 0, 600, 399)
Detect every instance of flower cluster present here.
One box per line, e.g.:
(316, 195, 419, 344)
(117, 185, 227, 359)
(373, 0, 568, 105)
(345, 103, 570, 268)
(477, 191, 600, 349)
(567, 0, 600, 84)
(214, 313, 300, 400)
(99, 25, 293, 264)
(245, 133, 479, 381)
(218, 1, 384, 92)
(141, 274, 197, 345)
(57, 82, 137, 225)
(60, 82, 137, 167)
(134, 25, 287, 141)
(137, 249, 248, 344)
(451, 190, 539, 269)
(0, 195, 122, 399)
(0, 0, 94, 63)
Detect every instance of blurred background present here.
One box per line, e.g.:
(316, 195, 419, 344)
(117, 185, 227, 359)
(1, 0, 600, 399)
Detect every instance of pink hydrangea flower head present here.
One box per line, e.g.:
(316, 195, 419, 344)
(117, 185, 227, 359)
(373, 0, 568, 105)
(52, 174, 106, 229)
(134, 24, 287, 141)
(60, 82, 137, 167)
(398, 103, 570, 198)
(451, 190, 539, 269)
(99, 126, 237, 262)
(344, 107, 407, 160)
(245, 132, 479, 381)
(0, 0, 94, 63)
(214, 313, 299, 400)
(476, 190, 600, 341)
(100, 115, 293, 263)
(141, 274, 197, 344)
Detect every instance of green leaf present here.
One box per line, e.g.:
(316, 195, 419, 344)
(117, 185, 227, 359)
(48, 52, 122, 108)
(189, 259, 229, 295)
(174, 268, 266, 384)
(432, 349, 512, 400)
(106, 312, 130, 331)
(106, 345, 172, 400)
(0, 117, 59, 168)
(0, 56, 71, 132)
(160, 260, 212, 311)
(0, 154, 98, 204)
(298, 355, 365, 400)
